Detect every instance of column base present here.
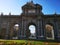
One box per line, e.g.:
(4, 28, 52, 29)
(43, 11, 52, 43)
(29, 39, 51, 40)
(37, 35, 45, 40)
(18, 35, 26, 39)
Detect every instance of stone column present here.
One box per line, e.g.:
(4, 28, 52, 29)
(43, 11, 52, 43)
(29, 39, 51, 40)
(54, 19, 58, 40)
(37, 20, 40, 37)
(20, 19, 25, 39)
(18, 23, 22, 39)
(21, 20, 24, 38)
(57, 21, 60, 40)
(40, 19, 44, 37)
(23, 20, 26, 38)
(5, 22, 9, 39)
(42, 18, 45, 39)
(21, 20, 26, 39)
(38, 19, 44, 40)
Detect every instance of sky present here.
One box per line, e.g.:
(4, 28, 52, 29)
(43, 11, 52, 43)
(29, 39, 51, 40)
(0, 0, 60, 15)
(29, 25, 35, 33)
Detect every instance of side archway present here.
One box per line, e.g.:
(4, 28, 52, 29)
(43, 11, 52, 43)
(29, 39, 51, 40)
(9, 23, 19, 39)
(45, 23, 54, 40)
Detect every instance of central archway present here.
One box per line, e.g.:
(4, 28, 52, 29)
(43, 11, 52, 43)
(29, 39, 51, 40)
(26, 23, 36, 39)
(29, 25, 36, 34)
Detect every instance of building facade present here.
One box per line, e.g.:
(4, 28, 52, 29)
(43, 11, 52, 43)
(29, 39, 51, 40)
(0, 1, 60, 41)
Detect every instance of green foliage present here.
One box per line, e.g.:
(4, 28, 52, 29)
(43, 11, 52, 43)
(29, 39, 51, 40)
(0, 40, 59, 45)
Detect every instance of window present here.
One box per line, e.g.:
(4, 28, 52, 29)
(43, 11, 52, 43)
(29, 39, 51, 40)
(28, 10, 35, 13)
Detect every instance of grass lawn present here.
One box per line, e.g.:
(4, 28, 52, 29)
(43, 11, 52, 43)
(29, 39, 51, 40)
(0, 39, 60, 45)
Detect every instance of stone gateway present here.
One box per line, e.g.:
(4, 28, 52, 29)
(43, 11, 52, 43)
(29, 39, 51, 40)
(0, 1, 60, 41)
